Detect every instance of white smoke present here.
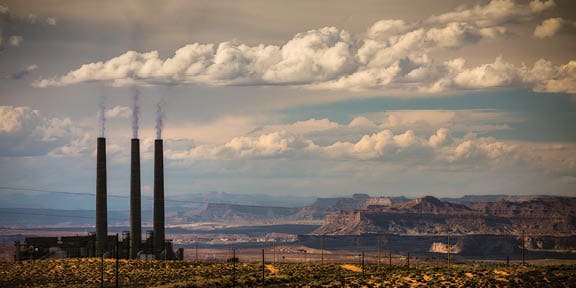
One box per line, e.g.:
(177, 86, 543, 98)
(98, 95, 106, 138)
(131, 88, 140, 139)
(155, 99, 165, 139)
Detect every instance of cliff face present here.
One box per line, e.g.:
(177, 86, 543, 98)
(185, 203, 302, 224)
(314, 196, 576, 236)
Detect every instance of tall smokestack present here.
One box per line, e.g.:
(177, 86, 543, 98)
(96, 137, 108, 256)
(153, 139, 165, 258)
(130, 138, 141, 259)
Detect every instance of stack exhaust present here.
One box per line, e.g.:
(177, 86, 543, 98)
(96, 137, 108, 256)
(130, 138, 141, 259)
(153, 139, 165, 258)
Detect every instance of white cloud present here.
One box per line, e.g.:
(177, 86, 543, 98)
(0, 4, 9, 14)
(373, 109, 518, 135)
(348, 116, 378, 129)
(46, 17, 57, 26)
(523, 59, 576, 94)
(0, 106, 77, 156)
(8, 35, 23, 47)
(167, 131, 310, 160)
(33, 0, 575, 96)
(105, 105, 131, 119)
(259, 118, 340, 136)
(428, 0, 555, 27)
(309, 128, 516, 165)
(429, 128, 451, 148)
(533, 17, 564, 39)
(27, 13, 38, 24)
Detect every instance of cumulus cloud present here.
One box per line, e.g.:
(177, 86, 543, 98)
(523, 59, 576, 94)
(8, 35, 23, 47)
(258, 118, 340, 136)
(0, 106, 77, 156)
(33, 0, 574, 96)
(533, 17, 564, 39)
(0, 4, 9, 14)
(164, 122, 518, 168)
(427, 0, 555, 27)
(167, 131, 311, 160)
(45, 17, 57, 26)
(105, 105, 131, 119)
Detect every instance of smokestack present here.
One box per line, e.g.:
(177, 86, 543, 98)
(96, 137, 108, 256)
(153, 139, 165, 258)
(130, 138, 141, 259)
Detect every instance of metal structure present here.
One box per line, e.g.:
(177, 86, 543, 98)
(153, 139, 165, 258)
(96, 137, 108, 256)
(130, 138, 142, 259)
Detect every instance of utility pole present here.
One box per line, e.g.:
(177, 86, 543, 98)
(320, 235, 324, 265)
(195, 242, 198, 261)
(273, 242, 276, 264)
(521, 229, 525, 266)
(261, 249, 265, 288)
(389, 251, 392, 268)
(407, 252, 410, 270)
(361, 251, 365, 278)
(232, 248, 236, 288)
(447, 232, 451, 269)
(377, 236, 381, 268)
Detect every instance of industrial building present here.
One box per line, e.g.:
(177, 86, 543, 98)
(14, 136, 182, 261)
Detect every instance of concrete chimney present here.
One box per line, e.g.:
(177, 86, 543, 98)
(96, 137, 108, 256)
(130, 138, 141, 259)
(153, 139, 165, 258)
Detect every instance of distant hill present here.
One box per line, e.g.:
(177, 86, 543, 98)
(180, 203, 303, 224)
(313, 196, 576, 236)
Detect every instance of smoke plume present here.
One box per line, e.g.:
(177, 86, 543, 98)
(132, 89, 140, 139)
(155, 99, 165, 139)
(98, 95, 106, 137)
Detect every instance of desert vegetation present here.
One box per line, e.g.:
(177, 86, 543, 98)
(0, 259, 575, 287)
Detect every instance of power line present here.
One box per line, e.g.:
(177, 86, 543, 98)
(0, 210, 96, 219)
(0, 186, 296, 209)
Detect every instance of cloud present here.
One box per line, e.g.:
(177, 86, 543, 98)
(9, 64, 39, 80)
(533, 17, 564, 39)
(523, 59, 576, 94)
(258, 118, 340, 136)
(0, 4, 9, 14)
(33, 0, 574, 96)
(105, 105, 131, 119)
(164, 122, 519, 169)
(8, 35, 23, 47)
(167, 131, 310, 160)
(0, 106, 77, 156)
(45, 17, 57, 26)
(427, 0, 555, 27)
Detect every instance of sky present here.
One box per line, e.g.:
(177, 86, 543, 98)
(0, 0, 575, 210)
